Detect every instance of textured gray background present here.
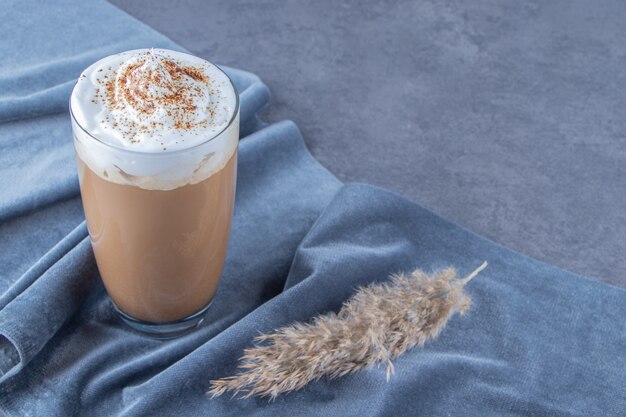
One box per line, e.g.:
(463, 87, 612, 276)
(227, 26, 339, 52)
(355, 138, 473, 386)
(109, 0, 626, 288)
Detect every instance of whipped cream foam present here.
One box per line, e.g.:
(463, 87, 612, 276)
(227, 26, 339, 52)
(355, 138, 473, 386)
(70, 49, 239, 190)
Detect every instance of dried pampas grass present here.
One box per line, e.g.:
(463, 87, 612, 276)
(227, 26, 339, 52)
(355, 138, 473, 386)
(209, 262, 487, 399)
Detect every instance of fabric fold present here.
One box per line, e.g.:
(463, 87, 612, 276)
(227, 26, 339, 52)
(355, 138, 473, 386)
(0, 234, 97, 383)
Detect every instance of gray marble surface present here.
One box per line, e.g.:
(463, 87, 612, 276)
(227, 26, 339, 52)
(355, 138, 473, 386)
(109, 0, 626, 288)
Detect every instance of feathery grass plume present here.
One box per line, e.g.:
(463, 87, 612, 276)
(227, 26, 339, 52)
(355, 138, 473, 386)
(209, 261, 488, 400)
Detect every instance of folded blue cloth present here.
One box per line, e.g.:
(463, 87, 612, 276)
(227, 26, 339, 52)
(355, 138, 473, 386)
(1, 1, 625, 415)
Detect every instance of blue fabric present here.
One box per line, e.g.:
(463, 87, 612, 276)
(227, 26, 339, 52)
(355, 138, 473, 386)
(1, 0, 625, 415)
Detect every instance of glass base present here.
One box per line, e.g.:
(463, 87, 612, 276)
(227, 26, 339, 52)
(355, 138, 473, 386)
(113, 301, 212, 339)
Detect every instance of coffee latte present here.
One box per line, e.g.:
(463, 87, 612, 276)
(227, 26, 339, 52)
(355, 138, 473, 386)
(70, 49, 239, 335)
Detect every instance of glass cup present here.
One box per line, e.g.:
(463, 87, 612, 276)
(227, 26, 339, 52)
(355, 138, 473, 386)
(70, 58, 239, 338)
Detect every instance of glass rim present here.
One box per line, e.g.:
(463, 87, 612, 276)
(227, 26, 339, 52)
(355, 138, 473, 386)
(69, 56, 240, 157)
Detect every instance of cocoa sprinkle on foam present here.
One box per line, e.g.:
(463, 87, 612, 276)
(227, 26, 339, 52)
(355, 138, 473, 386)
(97, 51, 214, 145)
